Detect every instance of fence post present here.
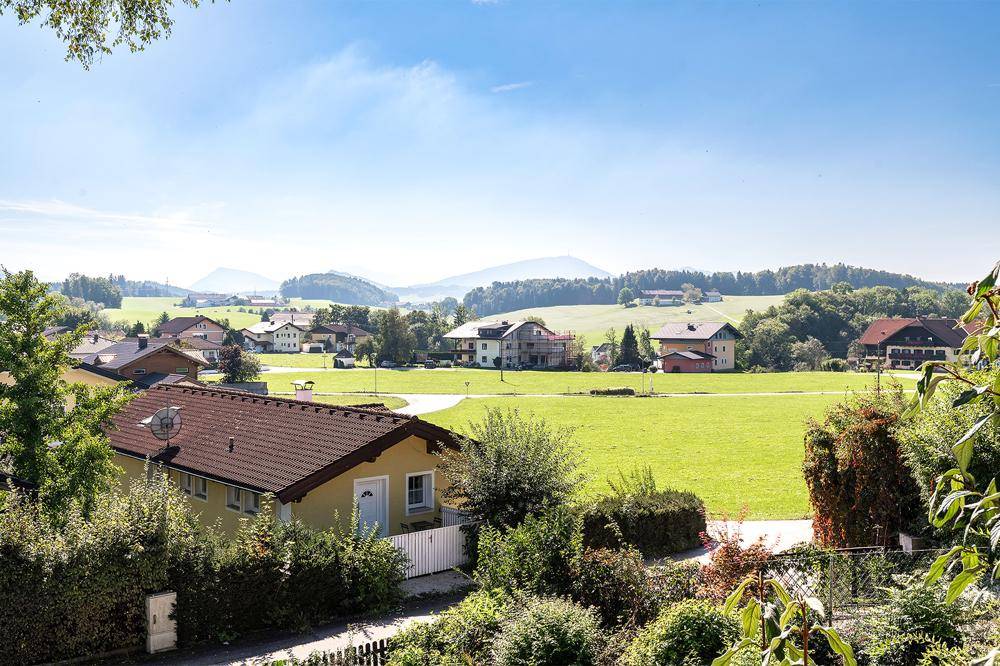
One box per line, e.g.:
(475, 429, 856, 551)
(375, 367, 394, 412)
(827, 553, 835, 620)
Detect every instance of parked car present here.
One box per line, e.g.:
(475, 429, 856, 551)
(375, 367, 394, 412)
(379, 360, 397, 368)
(515, 363, 535, 371)
(424, 360, 438, 369)
(610, 364, 638, 372)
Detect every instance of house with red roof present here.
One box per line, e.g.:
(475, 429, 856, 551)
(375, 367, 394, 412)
(858, 317, 977, 370)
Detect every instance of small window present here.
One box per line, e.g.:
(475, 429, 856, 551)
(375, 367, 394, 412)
(481, 355, 487, 363)
(406, 472, 434, 514)
(180, 472, 193, 495)
(481, 343, 487, 350)
(244, 491, 260, 515)
(181, 473, 208, 500)
(133, 368, 146, 375)
(226, 486, 242, 512)
(175, 367, 189, 374)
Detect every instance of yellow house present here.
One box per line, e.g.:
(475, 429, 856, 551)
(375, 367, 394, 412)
(106, 384, 461, 536)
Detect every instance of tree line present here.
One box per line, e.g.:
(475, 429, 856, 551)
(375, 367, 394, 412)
(737, 283, 970, 371)
(462, 263, 959, 315)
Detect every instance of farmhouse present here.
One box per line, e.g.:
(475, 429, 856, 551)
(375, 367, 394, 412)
(444, 319, 575, 369)
(651, 321, 741, 371)
(82, 334, 207, 382)
(704, 290, 723, 302)
(308, 323, 372, 354)
(155, 315, 226, 343)
(859, 317, 976, 370)
(242, 320, 305, 353)
(636, 290, 684, 306)
(181, 293, 240, 308)
(107, 384, 460, 535)
(270, 311, 316, 326)
(590, 342, 614, 365)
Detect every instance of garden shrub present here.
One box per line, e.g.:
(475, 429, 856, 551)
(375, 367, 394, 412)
(867, 633, 944, 666)
(622, 599, 739, 666)
(590, 386, 636, 395)
(916, 644, 971, 666)
(697, 517, 773, 602)
(648, 560, 700, 607)
(581, 487, 705, 556)
(0, 477, 407, 664)
(474, 507, 581, 597)
(803, 387, 922, 547)
(820, 357, 848, 372)
(572, 547, 656, 626)
(492, 597, 603, 666)
(387, 589, 511, 664)
(864, 583, 964, 650)
(897, 369, 1000, 512)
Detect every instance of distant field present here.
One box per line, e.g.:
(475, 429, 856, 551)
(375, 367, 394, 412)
(101, 297, 339, 330)
(486, 295, 785, 341)
(425, 393, 841, 519)
(281, 393, 408, 410)
(247, 367, 891, 396)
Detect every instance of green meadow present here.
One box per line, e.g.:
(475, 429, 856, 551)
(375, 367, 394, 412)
(425, 393, 844, 520)
(249, 367, 889, 396)
(487, 295, 785, 341)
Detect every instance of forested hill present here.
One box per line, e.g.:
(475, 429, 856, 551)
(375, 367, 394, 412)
(280, 272, 398, 306)
(462, 264, 960, 315)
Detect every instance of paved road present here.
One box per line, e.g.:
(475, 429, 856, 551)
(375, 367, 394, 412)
(669, 519, 813, 563)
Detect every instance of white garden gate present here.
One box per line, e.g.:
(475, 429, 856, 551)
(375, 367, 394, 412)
(386, 521, 475, 579)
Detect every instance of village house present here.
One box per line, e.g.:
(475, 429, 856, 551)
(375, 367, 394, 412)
(269, 311, 316, 327)
(651, 321, 741, 372)
(155, 315, 226, 343)
(704, 289, 723, 302)
(43, 326, 117, 359)
(107, 384, 461, 535)
(81, 334, 207, 383)
(242, 320, 305, 353)
(858, 317, 976, 371)
(443, 319, 575, 369)
(636, 290, 684, 306)
(181, 293, 241, 308)
(174, 336, 223, 364)
(590, 342, 614, 365)
(308, 323, 372, 353)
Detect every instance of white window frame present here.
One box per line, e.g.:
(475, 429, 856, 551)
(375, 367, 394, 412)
(226, 485, 243, 512)
(405, 470, 435, 515)
(180, 472, 208, 501)
(244, 490, 261, 515)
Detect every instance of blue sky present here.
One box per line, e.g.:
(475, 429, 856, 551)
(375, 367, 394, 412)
(1, 1, 998, 286)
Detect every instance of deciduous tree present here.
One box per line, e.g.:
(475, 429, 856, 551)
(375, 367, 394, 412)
(0, 268, 134, 519)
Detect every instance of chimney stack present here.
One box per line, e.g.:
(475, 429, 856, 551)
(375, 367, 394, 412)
(138, 334, 149, 350)
(228, 437, 234, 453)
(292, 379, 314, 402)
(92, 333, 99, 343)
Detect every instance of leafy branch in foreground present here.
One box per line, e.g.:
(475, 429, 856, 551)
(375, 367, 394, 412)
(907, 261, 1000, 604)
(0, 0, 211, 69)
(713, 575, 855, 666)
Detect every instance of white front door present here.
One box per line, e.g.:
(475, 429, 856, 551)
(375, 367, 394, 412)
(354, 477, 387, 536)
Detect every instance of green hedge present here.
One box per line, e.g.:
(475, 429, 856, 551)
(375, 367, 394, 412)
(581, 489, 706, 557)
(0, 477, 406, 664)
(590, 387, 636, 396)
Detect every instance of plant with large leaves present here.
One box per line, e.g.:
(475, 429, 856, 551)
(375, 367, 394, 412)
(712, 575, 855, 666)
(906, 261, 1000, 605)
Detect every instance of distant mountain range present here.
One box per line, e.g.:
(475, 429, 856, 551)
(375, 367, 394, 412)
(393, 255, 612, 301)
(189, 268, 281, 296)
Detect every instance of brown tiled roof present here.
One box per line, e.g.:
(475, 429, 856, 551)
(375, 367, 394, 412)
(176, 337, 223, 350)
(107, 385, 459, 502)
(651, 322, 742, 341)
(156, 316, 220, 335)
(658, 349, 715, 360)
(310, 323, 371, 336)
(84, 339, 206, 370)
(858, 317, 971, 347)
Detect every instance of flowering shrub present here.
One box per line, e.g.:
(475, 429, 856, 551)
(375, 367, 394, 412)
(697, 513, 774, 602)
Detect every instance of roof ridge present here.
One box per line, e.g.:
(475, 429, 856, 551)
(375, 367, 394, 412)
(150, 384, 413, 419)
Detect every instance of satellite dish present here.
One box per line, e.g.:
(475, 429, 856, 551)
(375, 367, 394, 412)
(140, 406, 183, 441)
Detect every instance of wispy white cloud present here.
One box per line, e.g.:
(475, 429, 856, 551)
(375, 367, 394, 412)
(0, 199, 214, 233)
(490, 81, 533, 93)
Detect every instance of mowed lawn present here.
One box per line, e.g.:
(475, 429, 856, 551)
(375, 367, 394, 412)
(102, 296, 338, 330)
(487, 295, 785, 341)
(253, 367, 887, 396)
(425, 394, 843, 519)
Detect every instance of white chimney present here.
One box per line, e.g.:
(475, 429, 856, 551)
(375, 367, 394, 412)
(292, 379, 314, 402)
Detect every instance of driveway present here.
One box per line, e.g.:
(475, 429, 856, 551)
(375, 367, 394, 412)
(669, 519, 813, 563)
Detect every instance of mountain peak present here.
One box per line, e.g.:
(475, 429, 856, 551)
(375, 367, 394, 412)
(189, 267, 281, 295)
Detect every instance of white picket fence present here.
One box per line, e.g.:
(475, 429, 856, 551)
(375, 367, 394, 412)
(386, 521, 475, 579)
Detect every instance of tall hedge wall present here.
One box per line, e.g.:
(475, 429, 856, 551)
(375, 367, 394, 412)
(0, 477, 406, 664)
(581, 488, 706, 557)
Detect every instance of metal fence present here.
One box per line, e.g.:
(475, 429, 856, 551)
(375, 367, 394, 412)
(763, 547, 946, 617)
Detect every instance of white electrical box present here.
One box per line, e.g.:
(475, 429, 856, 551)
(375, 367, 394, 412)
(145, 591, 177, 653)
